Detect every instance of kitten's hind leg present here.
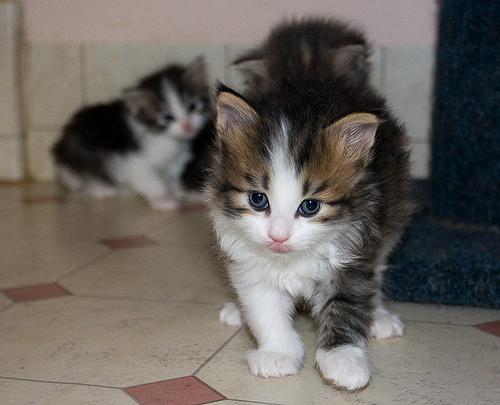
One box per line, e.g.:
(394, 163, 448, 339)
(370, 302, 404, 339)
(219, 302, 243, 327)
(56, 165, 83, 191)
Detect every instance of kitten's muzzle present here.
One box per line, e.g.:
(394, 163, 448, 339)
(269, 241, 291, 253)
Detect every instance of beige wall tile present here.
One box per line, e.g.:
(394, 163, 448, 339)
(0, 1, 21, 135)
(84, 43, 225, 104)
(24, 44, 82, 128)
(26, 130, 59, 180)
(0, 137, 23, 181)
(384, 45, 435, 143)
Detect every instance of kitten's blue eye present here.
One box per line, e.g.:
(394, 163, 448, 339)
(163, 113, 175, 122)
(248, 191, 269, 211)
(298, 199, 321, 217)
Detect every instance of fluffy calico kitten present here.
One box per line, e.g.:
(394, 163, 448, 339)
(52, 57, 210, 209)
(206, 19, 412, 390)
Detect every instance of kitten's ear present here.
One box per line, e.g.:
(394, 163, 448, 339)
(325, 113, 379, 164)
(122, 88, 158, 115)
(329, 44, 369, 84)
(215, 88, 258, 134)
(183, 56, 208, 89)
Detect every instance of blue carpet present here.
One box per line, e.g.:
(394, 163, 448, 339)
(431, 0, 500, 226)
(385, 182, 500, 309)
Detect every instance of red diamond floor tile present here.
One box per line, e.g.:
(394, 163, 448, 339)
(100, 235, 157, 250)
(476, 320, 500, 337)
(1, 283, 71, 302)
(125, 376, 225, 405)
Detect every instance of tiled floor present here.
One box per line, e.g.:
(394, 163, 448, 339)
(0, 183, 499, 405)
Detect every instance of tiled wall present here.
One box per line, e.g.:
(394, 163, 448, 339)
(0, 1, 23, 181)
(23, 42, 433, 181)
(3, 0, 435, 182)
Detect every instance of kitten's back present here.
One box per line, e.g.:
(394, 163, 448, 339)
(234, 18, 371, 89)
(52, 101, 138, 184)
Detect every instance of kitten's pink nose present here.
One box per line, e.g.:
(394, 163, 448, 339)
(270, 234, 289, 243)
(268, 219, 291, 242)
(181, 120, 193, 133)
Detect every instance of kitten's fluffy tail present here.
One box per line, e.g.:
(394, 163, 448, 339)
(233, 17, 371, 89)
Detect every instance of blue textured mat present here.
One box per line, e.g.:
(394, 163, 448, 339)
(431, 0, 500, 226)
(384, 182, 500, 309)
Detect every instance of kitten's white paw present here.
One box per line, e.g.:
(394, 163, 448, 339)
(219, 302, 243, 326)
(149, 197, 179, 211)
(316, 345, 371, 391)
(87, 183, 117, 200)
(371, 308, 404, 339)
(246, 350, 302, 378)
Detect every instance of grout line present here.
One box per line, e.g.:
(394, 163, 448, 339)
(0, 376, 120, 390)
(56, 250, 114, 283)
(0, 302, 15, 315)
(404, 319, 475, 327)
(73, 293, 222, 306)
(193, 328, 241, 375)
(229, 399, 285, 405)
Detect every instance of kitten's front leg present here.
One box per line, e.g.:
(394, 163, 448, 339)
(237, 282, 304, 378)
(313, 272, 375, 391)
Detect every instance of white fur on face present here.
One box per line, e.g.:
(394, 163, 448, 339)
(220, 123, 340, 259)
(162, 79, 207, 140)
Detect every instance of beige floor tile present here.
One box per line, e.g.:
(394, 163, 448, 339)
(0, 378, 137, 405)
(61, 242, 232, 305)
(0, 293, 11, 311)
(344, 323, 500, 405)
(150, 211, 217, 249)
(0, 234, 108, 289)
(199, 316, 500, 405)
(198, 316, 350, 405)
(0, 296, 236, 387)
(387, 301, 500, 326)
(0, 189, 175, 242)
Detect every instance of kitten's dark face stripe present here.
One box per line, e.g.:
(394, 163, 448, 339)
(302, 179, 311, 196)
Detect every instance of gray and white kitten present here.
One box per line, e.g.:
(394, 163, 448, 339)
(52, 57, 210, 209)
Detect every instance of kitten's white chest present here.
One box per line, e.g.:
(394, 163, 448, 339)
(140, 134, 182, 169)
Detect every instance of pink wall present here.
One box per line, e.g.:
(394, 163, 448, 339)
(21, 0, 437, 45)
